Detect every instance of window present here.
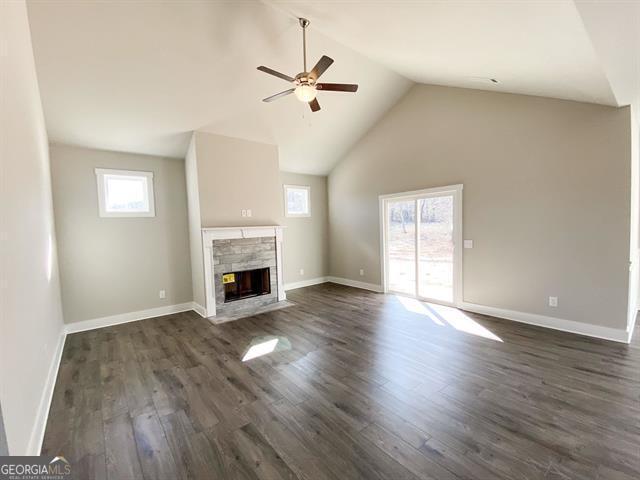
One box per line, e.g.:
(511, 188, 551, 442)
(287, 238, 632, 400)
(95, 168, 155, 217)
(284, 184, 310, 217)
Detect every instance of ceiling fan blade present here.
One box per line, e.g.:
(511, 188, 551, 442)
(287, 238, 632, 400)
(317, 83, 359, 92)
(309, 55, 334, 80)
(309, 98, 321, 112)
(257, 66, 294, 83)
(262, 88, 295, 102)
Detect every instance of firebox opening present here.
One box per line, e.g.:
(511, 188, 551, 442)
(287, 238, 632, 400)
(223, 267, 271, 303)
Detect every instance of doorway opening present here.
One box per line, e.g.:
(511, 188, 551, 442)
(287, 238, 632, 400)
(380, 185, 462, 306)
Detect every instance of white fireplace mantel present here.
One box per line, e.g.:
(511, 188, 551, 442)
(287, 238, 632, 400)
(201, 226, 285, 318)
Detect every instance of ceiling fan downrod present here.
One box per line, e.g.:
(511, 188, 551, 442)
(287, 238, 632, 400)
(300, 18, 310, 73)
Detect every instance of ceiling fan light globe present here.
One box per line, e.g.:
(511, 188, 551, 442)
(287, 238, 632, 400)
(294, 85, 317, 102)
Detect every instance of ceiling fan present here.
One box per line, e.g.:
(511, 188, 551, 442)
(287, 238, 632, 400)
(257, 18, 358, 112)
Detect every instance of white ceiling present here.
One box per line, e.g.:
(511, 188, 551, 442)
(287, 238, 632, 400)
(268, 0, 618, 106)
(574, 0, 640, 116)
(26, 0, 637, 175)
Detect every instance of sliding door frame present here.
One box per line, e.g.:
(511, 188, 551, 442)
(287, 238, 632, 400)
(379, 184, 463, 307)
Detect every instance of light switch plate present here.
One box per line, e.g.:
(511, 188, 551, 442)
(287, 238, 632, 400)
(159, 290, 166, 299)
(247, 209, 252, 217)
(241, 209, 247, 217)
(549, 296, 558, 307)
(464, 240, 473, 249)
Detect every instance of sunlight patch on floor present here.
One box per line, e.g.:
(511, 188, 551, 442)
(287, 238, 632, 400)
(395, 295, 502, 342)
(242, 338, 279, 361)
(396, 295, 445, 326)
(241, 335, 292, 361)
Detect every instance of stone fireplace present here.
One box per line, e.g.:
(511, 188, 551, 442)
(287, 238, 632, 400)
(201, 226, 286, 322)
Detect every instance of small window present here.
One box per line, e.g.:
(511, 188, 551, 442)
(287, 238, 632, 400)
(284, 185, 310, 217)
(95, 168, 155, 217)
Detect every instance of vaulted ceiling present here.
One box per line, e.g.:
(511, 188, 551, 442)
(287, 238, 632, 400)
(268, 0, 620, 106)
(26, 0, 639, 175)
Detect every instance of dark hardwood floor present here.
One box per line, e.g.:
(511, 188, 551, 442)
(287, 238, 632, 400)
(42, 283, 640, 479)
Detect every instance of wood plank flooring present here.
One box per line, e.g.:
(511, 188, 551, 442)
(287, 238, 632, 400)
(42, 283, 640, 479)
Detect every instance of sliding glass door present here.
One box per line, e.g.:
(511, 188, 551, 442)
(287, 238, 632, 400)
(418, 195, 454, 302)
(382, 185, 462, 306)
(387, 200, 416, 295)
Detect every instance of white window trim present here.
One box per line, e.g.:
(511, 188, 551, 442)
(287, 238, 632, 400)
(95, 168, 156, 218)
(283, 184, 311, 218)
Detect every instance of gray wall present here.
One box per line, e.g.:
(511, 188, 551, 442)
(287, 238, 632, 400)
(50, 144, 192, 324)
(280, 172, 329, 286)
(0, 0, 66, 454)
(329, 84, 631, 329)
(194, 132, 282, 227)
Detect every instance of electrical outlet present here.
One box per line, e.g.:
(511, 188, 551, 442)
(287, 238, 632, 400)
(299, 268, 304, 276)
(159, 289, 166, 299)
(549, 296, 558, 307)
(247, 209, 252, 217)
(241, 209, 247, 217)
(359, 269, 364, 276)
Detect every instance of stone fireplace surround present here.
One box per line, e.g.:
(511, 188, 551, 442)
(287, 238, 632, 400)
(201, 226, 285, 322)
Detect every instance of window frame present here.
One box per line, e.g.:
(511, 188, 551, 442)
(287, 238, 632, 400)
(95, 168, 156, 218)
(283, 184, 311, 218)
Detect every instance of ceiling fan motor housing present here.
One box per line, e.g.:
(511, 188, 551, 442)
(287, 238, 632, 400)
(295, 72, 315, 86)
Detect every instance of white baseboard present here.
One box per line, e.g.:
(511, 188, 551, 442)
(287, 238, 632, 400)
(461, 302, 629, 344)
(282, 275, 383, 293)
(327, 276, 383, 293)
(27, 329, 66, 455)
(191, 302, 207, 318)
(284, 277, 329, 291)
(65, 302, 195, 334)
